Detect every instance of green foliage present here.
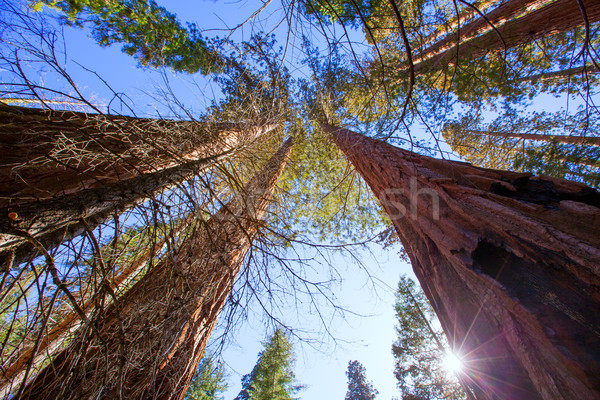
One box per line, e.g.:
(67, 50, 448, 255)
(207, 34, 293, 122)
(33, 0, 216, 73)
(300, 0, 384, 28)
(345, 360, 378, 400)
(514, 141, 600, 188)
(234, 329, 301, 400)
(280, 127, 391, 243)
(185, 354, 229, 400)
(392, 275, 466, 400)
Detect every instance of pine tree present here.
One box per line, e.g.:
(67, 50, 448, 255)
(185, 354, 229, 400)
(345, 360, 378, 400)
(32, 0, 217, 73)
(327, 124, 600, 399)
(234, 329, 301, 400)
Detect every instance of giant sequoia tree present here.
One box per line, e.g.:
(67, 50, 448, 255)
(327, 124, 600, 399)
(12, 138, 293, 400)
(0, 104, 274, 268)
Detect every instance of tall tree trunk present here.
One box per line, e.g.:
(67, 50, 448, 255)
(516, 65, 600, 84)
(0, 124, 274, 269)
(14, 138, 294, 400)
(463, 129, 600, 146)
(0, 103, 272, 206)
(0, 215, 193, 398)
(326, 124, 600, 399)
(415, 0, 549, 65)
(414, 0, 600, 73)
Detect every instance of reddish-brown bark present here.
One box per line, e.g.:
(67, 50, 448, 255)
(415, 0, 549, 65)
(0, 110, 274, 268)
(0, 103, 272, 206)
(417, 0, 497, 49)
(14, 138, 294, 400)
(414, 0, 600, 73)
(326, 124, 600, 399)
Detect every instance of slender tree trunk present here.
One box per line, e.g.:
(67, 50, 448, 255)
(516, 65, 600, 83)
(465, 129, 600, 146)
(0, 215, 193, 398)
(0, 124, 274, 269)
(326, 124, 600, 399)
(414, 0, 600, 73)
(14, 138, 294, 400)
(0, 103, 272, 206)
(555, 153, 600, 168)
(415, 0, 549, 65)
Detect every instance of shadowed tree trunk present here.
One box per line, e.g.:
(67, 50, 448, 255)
(325, 124, 600, 399)
(0, 121, 274, 269)
(0, 103, 273, 206)
(414, 0, 600, 73)
(14, 138, 294, 400)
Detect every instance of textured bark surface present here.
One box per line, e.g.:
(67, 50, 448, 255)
(327, 124, 600, 399)
(414, 0, 600, 73)
(415, 0, 549, 64)
(0, 103, 271, 206)
(0, 120, 274, 268)
(14, 138, 293, 400)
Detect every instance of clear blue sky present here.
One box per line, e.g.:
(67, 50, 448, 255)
(23, 0, 424, 398)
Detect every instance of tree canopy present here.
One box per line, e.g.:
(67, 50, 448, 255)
(345, 360, 378, 400)
(1, 0, 599, 397)
(185, 354, 229, 400)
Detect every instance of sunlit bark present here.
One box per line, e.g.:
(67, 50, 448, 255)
(0, 103, 272, 205)
(415, 0, 550, 65)
(414, 0, 600, 73)
(327, 124, 600, 399)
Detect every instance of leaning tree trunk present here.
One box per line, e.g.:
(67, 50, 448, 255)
(0, 103, 273, 206)
(414, 0, 549, 65)
(0, 122, 274, 269)
(0, 213, 196, 398)
(414, 0, 600, 73)
(325, 124, 600, 399)
(14, 138, 294, 400)
(516, 65, 600, 84)
(462, 129, 600, 146)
